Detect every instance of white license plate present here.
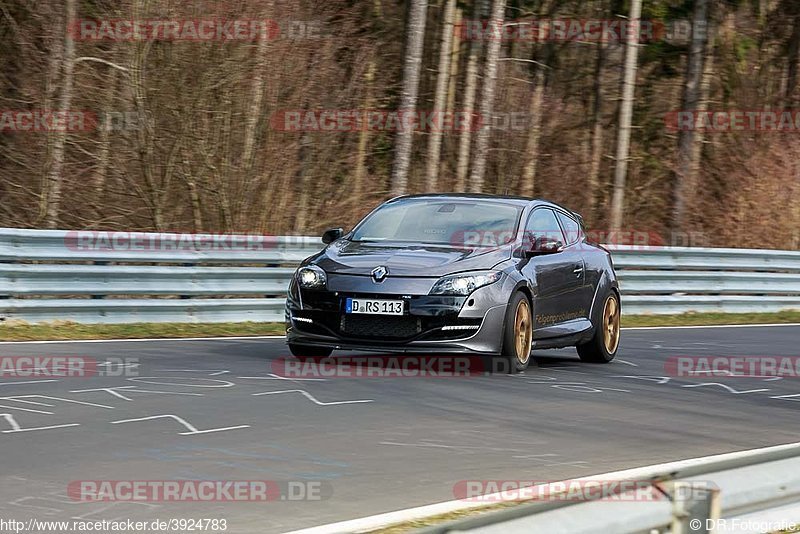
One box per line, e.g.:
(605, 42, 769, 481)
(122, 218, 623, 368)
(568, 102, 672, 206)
(345, 298, 404, 316)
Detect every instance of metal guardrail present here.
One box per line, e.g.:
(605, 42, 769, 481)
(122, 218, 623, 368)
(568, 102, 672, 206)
(0, 229, 314, 323)
(608, 245, 800, 314)
(413, 442, 800, 534)
(0, 229, 799, 324)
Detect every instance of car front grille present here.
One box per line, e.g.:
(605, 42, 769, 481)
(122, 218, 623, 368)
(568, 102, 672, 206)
(340, 315, 422, 339)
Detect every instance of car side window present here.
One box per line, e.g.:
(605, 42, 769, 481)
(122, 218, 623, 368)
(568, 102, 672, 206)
(523, 209, 564, 247)
(556, 211, 581, 246)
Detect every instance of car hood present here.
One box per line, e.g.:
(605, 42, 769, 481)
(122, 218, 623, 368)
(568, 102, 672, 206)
(312, 240, 512, 278)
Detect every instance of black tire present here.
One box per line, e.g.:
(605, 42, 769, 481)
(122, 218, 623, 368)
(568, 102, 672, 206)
(288, 343, 334, 358)
(577, 290, 620, 363)
(497, 291, 533, 374)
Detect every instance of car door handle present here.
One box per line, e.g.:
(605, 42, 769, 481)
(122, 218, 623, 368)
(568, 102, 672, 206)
(572, 265, 583, 275)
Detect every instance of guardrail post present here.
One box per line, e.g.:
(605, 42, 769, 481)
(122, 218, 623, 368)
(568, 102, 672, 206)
(91, 260, 108, 299)
(667, 481, 721, 534)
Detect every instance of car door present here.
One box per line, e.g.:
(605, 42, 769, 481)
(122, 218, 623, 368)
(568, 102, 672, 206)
(519, 208, 587, 333)
(554, 209, 594, 321)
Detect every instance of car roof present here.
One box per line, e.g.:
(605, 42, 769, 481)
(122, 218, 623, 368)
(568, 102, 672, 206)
(389, 193, 572, 212)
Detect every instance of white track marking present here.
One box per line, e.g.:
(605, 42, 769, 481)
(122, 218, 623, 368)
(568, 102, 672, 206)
(623, 323, 800, 331)
(770, 394, 800, 401)
(160, 369, 230, 376)
(124, 388, 203, 396)
(127, 377, 234, 388)
(0, 414, 79, 433)
(379, 441, 528, 453)
(551, 384, 630, 393)
(238, 374, 327, 382)
(612, 375, 672, 384)
(252, 389, 373, 406)
(0, 395, 113, 409)
(110, 414, 249, 435)
(0, 404, 53, 414)
(71, 387, 135, 402)
(69, 386, 204, 401)
(615, 359, 638, 367)
(681, 383, 771, 394)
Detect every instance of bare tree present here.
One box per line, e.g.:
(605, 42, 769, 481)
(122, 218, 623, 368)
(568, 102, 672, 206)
(469, 0, 506, 193)
(446, 7, 463, 115)
(671, 0, 710, 233)
(587, 36, 606, 220)
(354, 58, 376, 199)
(518, 67, 546, 197)
(425, 0, 457, 191)
(518, 5, 552, 198)
(390, 0, 429, 196)
(609, 0, 642, 234)
(42, 0, 77, 228)
(455, 0, 486, 191)
(786, 6, 800, 105)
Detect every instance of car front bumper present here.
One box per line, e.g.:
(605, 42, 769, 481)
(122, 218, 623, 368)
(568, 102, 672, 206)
(284, 277, 508, 355)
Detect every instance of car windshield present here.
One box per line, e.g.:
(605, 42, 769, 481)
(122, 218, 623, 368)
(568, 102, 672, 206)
(351, 199, 522, 247)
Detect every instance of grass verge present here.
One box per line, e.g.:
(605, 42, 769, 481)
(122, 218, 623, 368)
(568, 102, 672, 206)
(621, 310, 800, 328)
(0, 311, 798, 341)
(0, 321, 285, 341)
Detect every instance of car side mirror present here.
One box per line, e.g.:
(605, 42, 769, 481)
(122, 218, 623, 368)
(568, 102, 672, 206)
(526, 236, 564, 257)
(322, 227, 344, 244)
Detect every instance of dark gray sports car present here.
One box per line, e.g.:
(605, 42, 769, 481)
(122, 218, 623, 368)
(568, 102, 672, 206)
(285, 194, 620, 372)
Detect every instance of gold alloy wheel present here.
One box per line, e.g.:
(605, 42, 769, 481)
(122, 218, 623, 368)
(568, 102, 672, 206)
(603, 295, 621, 354)
(514, 299, 532, 365)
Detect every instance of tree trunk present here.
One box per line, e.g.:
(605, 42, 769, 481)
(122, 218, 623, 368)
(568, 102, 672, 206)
(517, 0, 553, 198)
(468, 0, 506, 193)
(609, 0, 642, 234)
(518, 68, 545, 197)
(425, 0, 457, 191)
(786, 11, 800, 106)
(671, 0, 710, 233)
(130, 0, 163, 230)
(390, 0, 429, 196)
(455, 0, 486, 191)
(43, 0, 77, 229)
(354, 59, 376, 199)
(587, 39, 606, 221)
(93, 57, 121, 205)
(242, 34, 270, 171)
(294, 133, 314, 231)
(446, 8, 462, 116)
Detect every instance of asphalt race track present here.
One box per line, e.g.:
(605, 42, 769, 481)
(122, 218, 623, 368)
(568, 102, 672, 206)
(1, 325, 799, 533)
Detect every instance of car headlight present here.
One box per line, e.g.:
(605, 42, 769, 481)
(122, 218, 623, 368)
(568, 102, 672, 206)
(429, 271, 502, 296)
(296, 265, 327, 289)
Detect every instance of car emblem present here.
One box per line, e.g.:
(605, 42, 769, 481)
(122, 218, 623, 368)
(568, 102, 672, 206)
(371, 266, 388, 283)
